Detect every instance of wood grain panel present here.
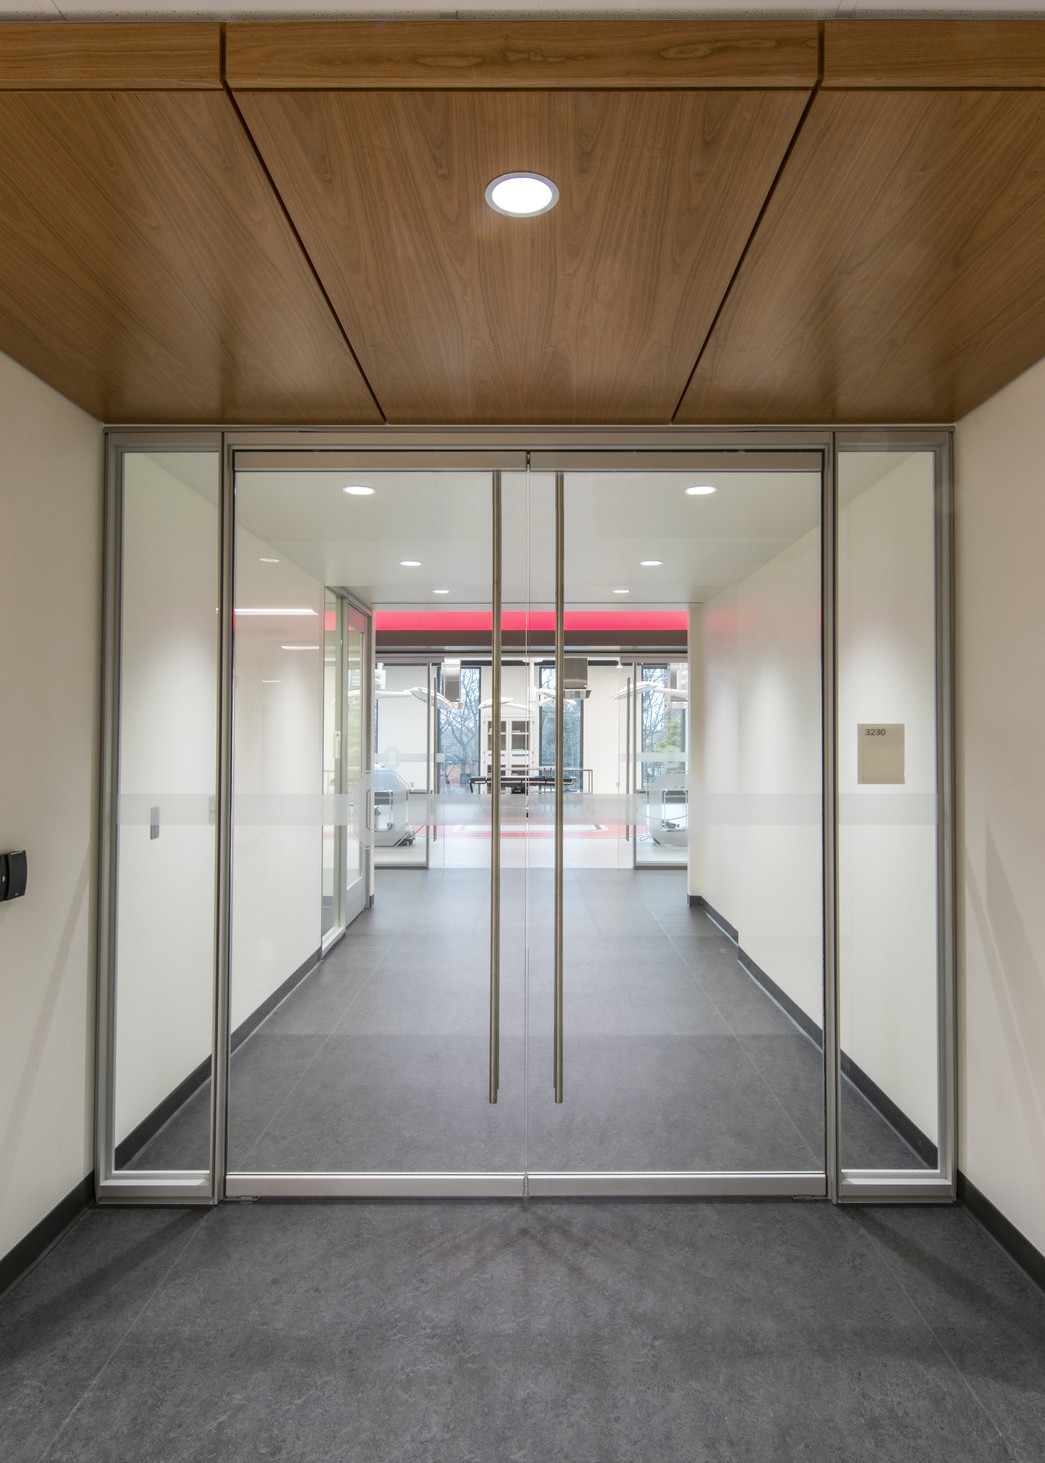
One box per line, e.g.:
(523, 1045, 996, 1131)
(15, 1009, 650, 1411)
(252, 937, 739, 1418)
(824, 20, 1045, 89)
(0, 91, 381, 423)
(233, 88, 810, 424)
(677, 91, 1045, 425)
(0, 23, 221, 89)
(227, 20, 818, 89)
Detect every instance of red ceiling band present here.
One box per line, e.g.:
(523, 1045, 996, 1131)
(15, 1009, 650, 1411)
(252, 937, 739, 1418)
(373, 610, 689, 632)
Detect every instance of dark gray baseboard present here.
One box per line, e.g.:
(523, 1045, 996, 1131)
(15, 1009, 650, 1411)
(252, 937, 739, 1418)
(231, 946, 322, 1054)
(114, 946, 322, 1170)
(841, 1052, 938, 1169)
(688, 894, 937, 1169)
(0, 1172, 93, 1302)
(959, 1172, 1045, 1296)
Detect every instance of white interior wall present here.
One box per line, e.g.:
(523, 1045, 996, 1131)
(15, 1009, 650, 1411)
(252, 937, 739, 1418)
(231, 526, 325, 1031)
(376, 665, 430, 785)
(113, 454, 220, 1151)
(699, 530, 824, 1026)
(956, 355, 1045, 1257)
(584, 664, 623, 795)
(0, 351, 101, 1260)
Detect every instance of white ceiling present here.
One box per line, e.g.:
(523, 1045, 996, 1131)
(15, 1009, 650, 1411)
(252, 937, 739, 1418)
(3, 3, 1043, 18)
(232, 467, 823, 609)
(143, 450, 920, 611)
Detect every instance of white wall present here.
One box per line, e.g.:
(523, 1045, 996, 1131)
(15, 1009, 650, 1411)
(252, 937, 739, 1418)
(0, 352, 101, 1260)
(956, 355, 1045, 1257)
(231, 526, 325, 1030)
(699, 529, 824, 1026)
(584, 664, 624, 795)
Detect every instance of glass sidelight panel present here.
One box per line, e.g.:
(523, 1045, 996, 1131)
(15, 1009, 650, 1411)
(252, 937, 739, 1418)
(837, 448, 943, 1174)
(226, 467, 523, 1176)
(108, 448, 220, 1176)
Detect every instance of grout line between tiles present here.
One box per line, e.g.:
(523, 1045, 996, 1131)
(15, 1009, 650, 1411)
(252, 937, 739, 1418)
(647, 896, 823, 1168)
(33, 1213, 211, 1463)
(846, 1213, 1022, 1461)
(231, 924, 407, 1171)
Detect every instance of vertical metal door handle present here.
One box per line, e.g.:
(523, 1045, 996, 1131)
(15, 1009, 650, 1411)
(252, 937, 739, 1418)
(554, 471, 565, 1104)
(625, 675, 632, 843)
(489, 472, 502, 1103)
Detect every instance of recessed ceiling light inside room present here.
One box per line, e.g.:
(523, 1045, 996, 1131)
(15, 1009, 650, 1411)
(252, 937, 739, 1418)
(433, 588, 450, 595)
(640, 560, 663, 567)
(685, 485, 717, 496)
(259, 556, 280, 563)
(485, 173, 559, 217)
(613, 588, 630, 595)
(281, 643, 319, 651)
(343, 484, 375, 496)
(400, 560, 421, 567)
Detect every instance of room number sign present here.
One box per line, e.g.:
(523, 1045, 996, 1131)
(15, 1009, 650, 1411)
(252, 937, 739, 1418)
(857, 723, 905, 784)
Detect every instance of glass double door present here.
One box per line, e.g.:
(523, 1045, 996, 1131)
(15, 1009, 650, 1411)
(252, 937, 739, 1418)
(223, 459, 828, 1195)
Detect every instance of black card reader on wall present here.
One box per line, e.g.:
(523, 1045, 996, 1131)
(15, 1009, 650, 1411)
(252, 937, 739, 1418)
(0, 850, 28, 902)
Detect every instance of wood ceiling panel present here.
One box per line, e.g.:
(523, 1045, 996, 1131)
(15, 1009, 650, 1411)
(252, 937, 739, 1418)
(0, 90, 381, 424)
(676, 89, 1045, 425)
(233, 88, 810, 424)
(823, 20, 1045, 89)
(227, 20, 819, 90)
(0, 23, 222, 89)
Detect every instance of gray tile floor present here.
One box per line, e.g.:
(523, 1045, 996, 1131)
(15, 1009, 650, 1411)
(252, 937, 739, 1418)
(130, 867, 922, 1174)
(3, 1199, 1044, 1461)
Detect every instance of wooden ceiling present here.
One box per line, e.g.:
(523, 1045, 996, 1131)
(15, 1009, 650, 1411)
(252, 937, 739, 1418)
(1, 19, 1045, 426)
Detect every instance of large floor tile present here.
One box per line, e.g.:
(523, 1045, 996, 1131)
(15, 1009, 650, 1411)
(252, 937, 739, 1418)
(14, 1201, 1029, 1463)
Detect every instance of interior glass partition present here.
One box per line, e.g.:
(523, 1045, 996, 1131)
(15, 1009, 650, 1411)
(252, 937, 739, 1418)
(101, 444, 221, 1187)
(836, 445, 949, 1184)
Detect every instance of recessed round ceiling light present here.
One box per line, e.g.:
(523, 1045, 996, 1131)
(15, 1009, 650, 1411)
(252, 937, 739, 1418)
(685, 485, 717, 496)
(485, 172, 559, 217)
(400, 560, 422, 567)
(640, 560, 663, 567)
(259, 556, 280, 563)
(343, 484, 375, 495)
(433, 588, 450, 595)
(613, 588, 630, 595)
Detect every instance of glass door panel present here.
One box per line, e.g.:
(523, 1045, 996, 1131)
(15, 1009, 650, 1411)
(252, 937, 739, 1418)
(526, 467, 826, 1177)
(227, 466, 523, 1177)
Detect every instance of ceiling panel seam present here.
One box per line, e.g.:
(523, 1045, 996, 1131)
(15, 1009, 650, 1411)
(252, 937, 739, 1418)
(218, 23, 388, 425)
(670, 20, 825, 426)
